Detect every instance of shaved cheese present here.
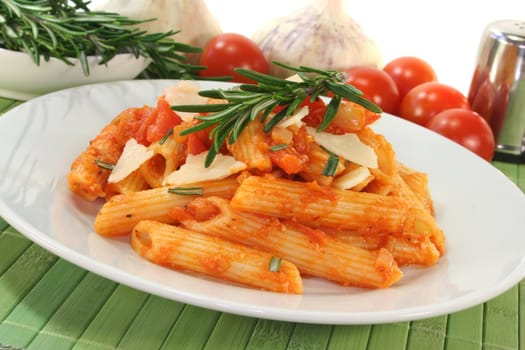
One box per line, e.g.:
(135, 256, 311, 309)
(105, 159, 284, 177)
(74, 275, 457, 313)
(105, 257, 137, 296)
(164, 152, 247, 186)
(277, 106, 309, 128)
(305, 127, 378, 168)
(108, 138, 154, 183)
(285, 74, 304, 82)
(162, 81, 208, 122)
(332, 166, 371, 190)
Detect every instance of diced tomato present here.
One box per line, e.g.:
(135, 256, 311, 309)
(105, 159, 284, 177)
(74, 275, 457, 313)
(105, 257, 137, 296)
(145, 98, 183, 144)
(186, 122, 214, 155)
(291, 126, 310, 154)
(187, 133, 209, 155)
(133, 107, 158, 145)
(364, 109, 381, 126)
(268, 147, 308, 174)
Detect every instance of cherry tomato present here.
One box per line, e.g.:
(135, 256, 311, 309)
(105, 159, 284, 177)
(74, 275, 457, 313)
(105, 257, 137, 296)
(399, 82, 470, 126)
(426, 108, 495, 161)
(383, 56, 438, 98)
(344, 66, 400, 115)
(199, 33, 269, 84)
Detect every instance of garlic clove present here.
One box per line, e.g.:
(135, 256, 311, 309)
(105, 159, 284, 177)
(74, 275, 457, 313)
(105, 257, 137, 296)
(252, 0, 382, 77)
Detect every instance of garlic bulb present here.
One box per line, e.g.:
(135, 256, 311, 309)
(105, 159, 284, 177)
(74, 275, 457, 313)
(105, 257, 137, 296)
(252, 0, 382, 77)
(89, 0, 222, 62)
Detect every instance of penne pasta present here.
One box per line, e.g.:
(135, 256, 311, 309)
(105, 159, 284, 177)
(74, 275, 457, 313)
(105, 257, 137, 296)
(398, 162, 435, 215)
(358, 127, 398, 195)
(68, 106, 156, 201)
(176, 196, 403, 288)
(140, 124, 188, 188)
(227, 117, 272, 172)
(230, 175, 445, 255)
(105, 169, 149, 197)
(131, 220, 303, 294)
(325, 229, 440, 266)
(299, 142, 345, 186)
(94, 176, 239, 237)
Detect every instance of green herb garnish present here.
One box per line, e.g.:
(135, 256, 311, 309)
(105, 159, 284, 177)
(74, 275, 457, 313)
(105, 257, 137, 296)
(0, 0, 203, 78)
(94, 159, 114, 171)
(269, 143, 288, 152)
(322, 152, 340, 177)
(171, 61, 382, 167)
(268, 256, 282, 272)
(158, 128, 173, 145)
(167, 187, 204, 196)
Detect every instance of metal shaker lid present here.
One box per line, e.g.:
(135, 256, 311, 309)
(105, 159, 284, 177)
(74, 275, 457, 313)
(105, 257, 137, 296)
(468, 20, 525, 157)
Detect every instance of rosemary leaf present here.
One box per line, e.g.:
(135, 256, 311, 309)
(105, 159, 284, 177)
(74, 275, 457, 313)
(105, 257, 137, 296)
(268, 256, 282, 272)
(269, 144, 288, 152)
(263, 106, 289, 133)
(317, 96, 341, 132)
(94, 159, 114, 171)
(322, 152, 340, 177)
(326, 81, 382, 113)
(173, 103, 233, 114)
(158, 128, 173, 145)
(167, 187, 203, 196)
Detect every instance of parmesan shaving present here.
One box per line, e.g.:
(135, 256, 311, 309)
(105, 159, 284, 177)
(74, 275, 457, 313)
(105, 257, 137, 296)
(332, 166, 371, 190)
(162, 81, 208, 122)
(305, 127, 378, 168)
(164, 152, 247, 186)
(108, 138, 154, 183)
(277, 106, 309, 128)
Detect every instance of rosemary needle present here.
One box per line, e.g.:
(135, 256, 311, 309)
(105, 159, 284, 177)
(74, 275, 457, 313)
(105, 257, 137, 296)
(172, 61, 382, 167)
(0, 0, 203, 78)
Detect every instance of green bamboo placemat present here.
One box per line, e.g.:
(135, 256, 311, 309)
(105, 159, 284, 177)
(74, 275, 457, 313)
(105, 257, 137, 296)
(0, 99, 523, 349)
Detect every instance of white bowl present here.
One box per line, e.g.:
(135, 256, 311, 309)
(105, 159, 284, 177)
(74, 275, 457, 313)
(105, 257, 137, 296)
(0, 48, 150, 100)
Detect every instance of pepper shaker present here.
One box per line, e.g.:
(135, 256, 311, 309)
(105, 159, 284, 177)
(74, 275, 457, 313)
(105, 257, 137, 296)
(468, 19, 525, 159)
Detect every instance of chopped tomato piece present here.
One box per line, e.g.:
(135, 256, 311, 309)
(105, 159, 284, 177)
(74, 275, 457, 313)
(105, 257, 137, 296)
(364, 109, 381, 126)
(133, 107, 158, 145)
(186, 122, 214, 155)
(268, 147, 308, 174)
(121, 106, 157, 146)
(146, 98, 183, 144)
(187, 133, 209, 155)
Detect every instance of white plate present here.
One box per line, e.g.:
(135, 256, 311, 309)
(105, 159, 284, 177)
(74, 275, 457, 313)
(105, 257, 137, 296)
(1, 80, 524, 325)
(0, 48, 150, 101)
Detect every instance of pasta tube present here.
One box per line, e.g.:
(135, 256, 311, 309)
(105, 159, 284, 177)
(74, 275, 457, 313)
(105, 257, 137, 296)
(131, 220, 303, 294)
(398, 162, 434, 215)
(325, 229, 440, 266)
(230, 175, 445, 254)
(176, 196, 403, 288)
(94, 176, 239, 237)
(68, 106, 156, 201)
(227, 117, 272, 172)
(104, 169, 149, 197)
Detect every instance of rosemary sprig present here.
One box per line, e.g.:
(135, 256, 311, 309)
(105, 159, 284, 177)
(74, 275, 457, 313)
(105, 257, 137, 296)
(94, 159, 114, 171)
(322, 152, 340, 177)
(268, 256, 282, 272)
(0, 0, 203, 78)
(167, 187, 204, 196)
(269, 143, 288, 152)
(172, 61, 382, 167)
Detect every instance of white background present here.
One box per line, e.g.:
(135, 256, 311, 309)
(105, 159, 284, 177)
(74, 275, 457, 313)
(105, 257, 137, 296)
(206, 0, 525, 95)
